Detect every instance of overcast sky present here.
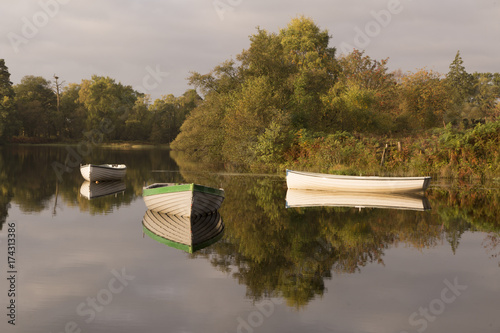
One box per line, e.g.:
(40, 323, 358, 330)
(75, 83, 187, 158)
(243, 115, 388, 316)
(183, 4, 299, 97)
(1, 0, 499, 100)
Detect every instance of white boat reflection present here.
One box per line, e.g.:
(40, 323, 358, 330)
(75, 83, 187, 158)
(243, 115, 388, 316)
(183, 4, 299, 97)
(79, 180, 126, 200)
(142, 210, 224, 253)
(286, 189, 431, 211)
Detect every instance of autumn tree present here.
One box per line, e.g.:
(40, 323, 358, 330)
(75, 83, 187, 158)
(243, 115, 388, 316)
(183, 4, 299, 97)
(279, 16, 337, 128)
(397, 69, 450, 130)
(172, 17, 337, 168)
(321, 50, 396, 133)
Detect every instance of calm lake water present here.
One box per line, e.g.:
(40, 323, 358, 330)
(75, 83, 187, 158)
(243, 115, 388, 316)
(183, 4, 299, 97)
(0, 145, 499, 333)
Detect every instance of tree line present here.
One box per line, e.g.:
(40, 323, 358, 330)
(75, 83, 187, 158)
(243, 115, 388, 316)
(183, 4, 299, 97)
(1, 16, 500, 173)
(0, 62, 202, 144)
(170, 17, 500, 170)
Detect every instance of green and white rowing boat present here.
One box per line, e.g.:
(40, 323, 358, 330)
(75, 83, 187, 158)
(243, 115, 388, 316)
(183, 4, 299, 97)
(142, 183, 225, 217)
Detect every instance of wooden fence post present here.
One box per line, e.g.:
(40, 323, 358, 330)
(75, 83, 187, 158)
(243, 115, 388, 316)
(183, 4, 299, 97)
(380, 143, 388, 166)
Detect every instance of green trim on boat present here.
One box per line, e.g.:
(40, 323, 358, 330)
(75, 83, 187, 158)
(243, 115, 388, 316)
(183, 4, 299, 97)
(143, 183, 193, 197)
(192, 184, 225, 197)
(142, 183, 224, 198)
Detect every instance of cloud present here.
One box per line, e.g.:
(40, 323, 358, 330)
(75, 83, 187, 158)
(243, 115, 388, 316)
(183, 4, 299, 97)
(1, 0, 499, 99)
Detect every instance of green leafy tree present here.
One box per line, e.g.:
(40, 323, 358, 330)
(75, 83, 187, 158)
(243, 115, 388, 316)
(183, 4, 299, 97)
(14, 75, 57, 138)
(124, 95, 152, 141)
(446, 51, 474, 108)
(397, 69, 450, 130)
(321, 81, 378, 132)
(149, 90, 201, 143)
(173, 17, 338, 167)
(279, 16, 337, 128)
(222, 76, 290, 167)
(173, 61, 246, 160)
(0, 59, 16, 143)
(188, 60, 242, 96)
(321, 50, 396, 133)
(78, 75, 140, 140)
(59, 83, 87, 139)
(467, 72, 500, 120)
(237, 28, 287, 87)
(171, 92, 227, 161)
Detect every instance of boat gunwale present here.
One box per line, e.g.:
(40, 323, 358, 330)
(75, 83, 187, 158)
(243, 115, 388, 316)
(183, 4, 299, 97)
(286, 169, 431, 181)
(81, 164, 127, 171)
(143, 183, 225, 198)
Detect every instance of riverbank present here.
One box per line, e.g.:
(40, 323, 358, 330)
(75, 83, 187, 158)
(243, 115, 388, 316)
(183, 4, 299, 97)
(5, 138, 169, 149)
(5, 120, 500, 181)
(281, 121, 500, 180)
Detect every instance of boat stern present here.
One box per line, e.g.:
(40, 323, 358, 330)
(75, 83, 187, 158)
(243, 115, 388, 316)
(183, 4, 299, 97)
(422, 177, 432, 191)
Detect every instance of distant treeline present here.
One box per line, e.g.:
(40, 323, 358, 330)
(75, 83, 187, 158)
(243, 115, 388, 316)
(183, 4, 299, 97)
(0, 61, 202, 144)
(1, 16, 500, 177)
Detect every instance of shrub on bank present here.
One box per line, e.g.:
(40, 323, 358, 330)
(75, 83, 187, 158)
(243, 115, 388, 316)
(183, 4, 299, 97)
(283, 120, 500, 179)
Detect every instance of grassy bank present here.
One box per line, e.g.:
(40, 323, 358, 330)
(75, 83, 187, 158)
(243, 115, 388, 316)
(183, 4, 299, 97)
(282, 121, 500, 180)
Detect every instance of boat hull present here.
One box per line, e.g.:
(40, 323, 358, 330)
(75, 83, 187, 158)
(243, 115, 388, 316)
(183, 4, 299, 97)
(142, 183, 225, 217)
(286, 170, 431, 193)
(80, 164, 126, 182)
(142, 210, 224, 253)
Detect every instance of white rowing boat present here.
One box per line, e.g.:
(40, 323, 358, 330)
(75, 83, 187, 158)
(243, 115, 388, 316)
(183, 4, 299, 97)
(142, 183, 225, 217)
(286, 170, 431, 193)
(285, 189, 431, 211)
(80, 164, 127, 182)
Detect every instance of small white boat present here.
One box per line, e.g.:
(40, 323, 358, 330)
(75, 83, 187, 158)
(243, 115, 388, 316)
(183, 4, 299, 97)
(80, 164, 126, 182)
(286, 170, 431, 193)
(142, 183, 224, 217)
(79, 181, 126, 200)
(286, 189, 431, 211)
(142, 210, 224, 253)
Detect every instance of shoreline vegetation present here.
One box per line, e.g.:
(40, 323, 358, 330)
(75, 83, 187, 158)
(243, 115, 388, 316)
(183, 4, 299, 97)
(1, 17, 499, 180)
(5, 139, 168, 150)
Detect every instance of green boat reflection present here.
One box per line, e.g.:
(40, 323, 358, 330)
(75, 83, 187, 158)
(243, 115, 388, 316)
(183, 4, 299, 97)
(142, 210, 224, 253)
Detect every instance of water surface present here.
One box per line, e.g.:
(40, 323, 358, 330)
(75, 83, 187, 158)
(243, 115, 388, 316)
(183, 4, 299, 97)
(0, 145, 499, 333)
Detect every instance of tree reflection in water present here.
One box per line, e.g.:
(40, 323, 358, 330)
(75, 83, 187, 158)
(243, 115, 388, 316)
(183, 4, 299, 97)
(177, 169, 500, 309)
(1, 146, 499, 308)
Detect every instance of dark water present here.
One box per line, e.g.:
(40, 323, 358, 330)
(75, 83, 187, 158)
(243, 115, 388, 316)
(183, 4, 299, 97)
(0, 145, 499, 333)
